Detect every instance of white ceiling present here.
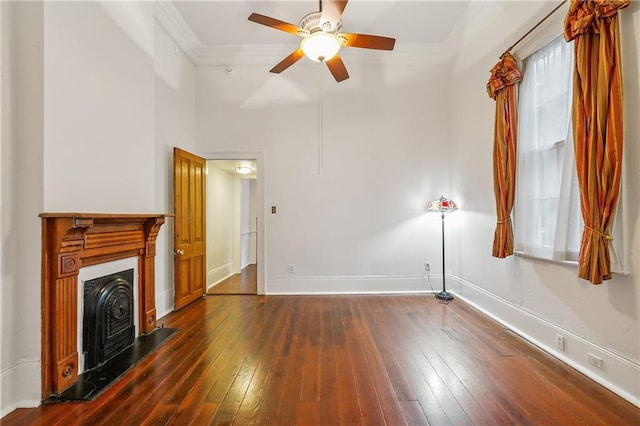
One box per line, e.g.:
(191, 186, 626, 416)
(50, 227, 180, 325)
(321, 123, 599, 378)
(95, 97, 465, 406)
(171, 1, 469, 49)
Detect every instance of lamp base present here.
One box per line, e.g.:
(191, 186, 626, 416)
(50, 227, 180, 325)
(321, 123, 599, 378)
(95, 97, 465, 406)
(435, 290, 454, 301)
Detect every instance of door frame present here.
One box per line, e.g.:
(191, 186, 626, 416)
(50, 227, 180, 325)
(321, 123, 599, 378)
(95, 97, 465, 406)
(200, 151, 266, 295)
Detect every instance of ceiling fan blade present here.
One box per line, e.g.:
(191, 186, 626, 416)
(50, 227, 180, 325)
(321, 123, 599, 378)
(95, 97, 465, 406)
(340, 33, 396, 50)
(270, 49, 305, 74)
(326, 55, 349, 82)
(320, 0, 348, 32)
(248, 13, 308, 37)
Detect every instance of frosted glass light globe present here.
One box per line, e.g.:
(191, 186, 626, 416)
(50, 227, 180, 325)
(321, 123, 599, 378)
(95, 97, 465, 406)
(300, 32, 341, 62)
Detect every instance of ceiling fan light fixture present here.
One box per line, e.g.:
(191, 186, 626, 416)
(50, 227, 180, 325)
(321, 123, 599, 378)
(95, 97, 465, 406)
(300, 32, 341, 62)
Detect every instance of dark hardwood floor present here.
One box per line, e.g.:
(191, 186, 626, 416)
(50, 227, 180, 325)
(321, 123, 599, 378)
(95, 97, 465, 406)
(4, 295, 639, 425)
(207, 264, 257, 295)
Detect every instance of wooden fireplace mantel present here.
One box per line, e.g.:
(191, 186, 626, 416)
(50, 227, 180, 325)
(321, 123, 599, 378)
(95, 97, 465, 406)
(40, 213, 171, 397)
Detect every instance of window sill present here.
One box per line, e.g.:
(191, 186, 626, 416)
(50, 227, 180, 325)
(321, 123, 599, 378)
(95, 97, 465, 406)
(513, 250, 579, 266)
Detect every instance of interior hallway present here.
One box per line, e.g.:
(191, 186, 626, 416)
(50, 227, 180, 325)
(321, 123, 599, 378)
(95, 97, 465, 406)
(207, 264, 257, 295)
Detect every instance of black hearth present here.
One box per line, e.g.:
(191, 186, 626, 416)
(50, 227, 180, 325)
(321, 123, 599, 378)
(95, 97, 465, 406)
(83, 269, 135, 371)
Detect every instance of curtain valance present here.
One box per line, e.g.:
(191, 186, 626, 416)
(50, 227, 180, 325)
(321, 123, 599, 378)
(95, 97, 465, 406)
(487, 53, 522, 99)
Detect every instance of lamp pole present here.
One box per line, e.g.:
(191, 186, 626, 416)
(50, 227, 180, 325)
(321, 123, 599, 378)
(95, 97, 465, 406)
(436, 210, 453, 300)
(427, 195, 457, 300)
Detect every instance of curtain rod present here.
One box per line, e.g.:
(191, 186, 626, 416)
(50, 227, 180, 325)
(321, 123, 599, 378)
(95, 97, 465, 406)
(502, 0, 568, 57)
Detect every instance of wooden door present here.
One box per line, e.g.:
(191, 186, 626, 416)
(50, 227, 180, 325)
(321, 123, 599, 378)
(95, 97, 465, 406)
(173, 148, 206, 310)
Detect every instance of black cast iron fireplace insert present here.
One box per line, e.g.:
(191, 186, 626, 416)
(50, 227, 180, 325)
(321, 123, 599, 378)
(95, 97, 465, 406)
(83, 269, 135, 371)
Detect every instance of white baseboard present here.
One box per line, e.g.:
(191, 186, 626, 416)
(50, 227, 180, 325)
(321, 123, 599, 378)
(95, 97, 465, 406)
(0, 357, 41, 417)
(450, 275, 640, 408)
(241, 261, 256, 270)
(155, 287, 174, 320)
(267, 275, 436, 295)
(207, 263, 233, 290)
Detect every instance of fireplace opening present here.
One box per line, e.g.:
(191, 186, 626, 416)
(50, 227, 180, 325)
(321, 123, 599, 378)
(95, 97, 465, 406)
(83, 269, 135, 371)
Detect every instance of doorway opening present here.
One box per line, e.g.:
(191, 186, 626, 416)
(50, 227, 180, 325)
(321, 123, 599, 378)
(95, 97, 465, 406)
(205, 159, 258, 295)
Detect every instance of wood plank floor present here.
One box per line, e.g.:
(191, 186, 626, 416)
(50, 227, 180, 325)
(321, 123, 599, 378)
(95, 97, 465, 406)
(4, 295, 639, 425)
(207, 264, 257, 295)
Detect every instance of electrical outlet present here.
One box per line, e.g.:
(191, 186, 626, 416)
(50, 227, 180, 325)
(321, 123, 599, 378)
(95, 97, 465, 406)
(587, 353, 603, 368)
(287, 264, 296, 274)
(424, 261, 431, 272)
(555, 334, 565, 351)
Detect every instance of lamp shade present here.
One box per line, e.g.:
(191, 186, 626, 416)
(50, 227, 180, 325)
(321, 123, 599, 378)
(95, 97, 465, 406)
(300, 32, 341, 62)
(427, 196, 458, 213)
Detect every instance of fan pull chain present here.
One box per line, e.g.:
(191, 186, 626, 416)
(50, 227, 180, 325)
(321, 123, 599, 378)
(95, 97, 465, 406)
(317, 68, 324, 175)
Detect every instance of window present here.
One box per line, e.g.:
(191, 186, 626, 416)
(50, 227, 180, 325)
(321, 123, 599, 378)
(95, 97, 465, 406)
(514, 35, 582, 262)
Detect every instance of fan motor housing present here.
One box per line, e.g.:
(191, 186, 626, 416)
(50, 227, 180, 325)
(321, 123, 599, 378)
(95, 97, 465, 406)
(300, 11, 342, 34)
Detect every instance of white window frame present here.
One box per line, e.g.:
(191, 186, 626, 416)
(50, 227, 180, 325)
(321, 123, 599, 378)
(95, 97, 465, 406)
(514, 34, 580, 263)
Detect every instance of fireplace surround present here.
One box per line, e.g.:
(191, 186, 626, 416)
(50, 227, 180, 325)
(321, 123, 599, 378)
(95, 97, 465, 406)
(40, 213, 168, 398)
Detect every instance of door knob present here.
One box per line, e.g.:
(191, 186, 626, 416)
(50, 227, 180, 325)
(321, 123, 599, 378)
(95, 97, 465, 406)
(175, 249, 185, 255)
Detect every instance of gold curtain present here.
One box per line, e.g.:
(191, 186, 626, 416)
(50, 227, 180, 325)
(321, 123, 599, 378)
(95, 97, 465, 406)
(564, 0, 629, 284)
(487, 52, 522, 258)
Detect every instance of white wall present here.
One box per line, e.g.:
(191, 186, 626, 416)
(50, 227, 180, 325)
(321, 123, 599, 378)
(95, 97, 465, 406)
(240, 178, 257, 268)
(1, 1, 21, 416)
(1, 2, 17, 415)
(0, 5, 7, 401)
(448, 1, 640, 406)
(205, 163, 238, 288)
(248, 179, 258, 265)
(197, 61, 452, 294)
(43, 1, 155, 212)
(1, 1, 196, 415)
(1, 1, 45, 416)
(240, 178, 250, 268)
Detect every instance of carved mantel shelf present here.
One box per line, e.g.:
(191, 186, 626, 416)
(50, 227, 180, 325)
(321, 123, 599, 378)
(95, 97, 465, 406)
(39, 213, 172, 398)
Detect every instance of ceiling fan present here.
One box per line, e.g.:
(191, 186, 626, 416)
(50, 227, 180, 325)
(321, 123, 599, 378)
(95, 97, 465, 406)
(248, 0, 396, 82)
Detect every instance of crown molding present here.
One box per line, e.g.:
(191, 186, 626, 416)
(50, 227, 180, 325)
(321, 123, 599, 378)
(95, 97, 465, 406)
(153, 0, 200, 65)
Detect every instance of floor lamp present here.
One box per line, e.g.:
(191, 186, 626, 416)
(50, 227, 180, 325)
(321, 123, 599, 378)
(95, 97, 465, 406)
(427, 196, 458, 300)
